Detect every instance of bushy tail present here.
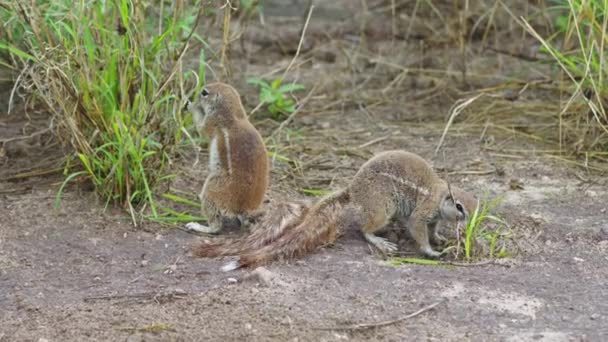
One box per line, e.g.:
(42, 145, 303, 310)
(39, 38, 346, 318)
(192, 200, 311, 258)
(223, 189, 351, 271)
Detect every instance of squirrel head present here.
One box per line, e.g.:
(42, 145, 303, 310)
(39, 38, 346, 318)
(439, 186, 478, 222)
(186, 82, 247, 130)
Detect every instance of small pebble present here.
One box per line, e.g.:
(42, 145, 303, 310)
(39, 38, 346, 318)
(164, 264, 177, 274)
(530, 212, 546, 225)
(244, 267, 287, 287)
(585, 190, 597, 197)
(598, 227, 608, 241)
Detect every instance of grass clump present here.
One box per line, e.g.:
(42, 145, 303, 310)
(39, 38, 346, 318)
(455, 193, 509, 261)
(522, 0, 608, 156)
(0, 1, 206, 220)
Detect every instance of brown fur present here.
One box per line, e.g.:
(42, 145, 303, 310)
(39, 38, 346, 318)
(192, 199, 311, 257)
(223, 150, 477, 270)
(236, 190, 350, 268)
(186, 82, 269, 234)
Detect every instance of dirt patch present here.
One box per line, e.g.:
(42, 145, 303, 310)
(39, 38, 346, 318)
(2, 1, 608, 341)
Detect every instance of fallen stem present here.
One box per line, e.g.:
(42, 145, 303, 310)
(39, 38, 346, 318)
(315, 299, 446, 331)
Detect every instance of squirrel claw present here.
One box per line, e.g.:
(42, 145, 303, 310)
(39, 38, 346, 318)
(421, 247, 443, 259)
(364, 233, 398, 254)
(431, 233, 448, 246)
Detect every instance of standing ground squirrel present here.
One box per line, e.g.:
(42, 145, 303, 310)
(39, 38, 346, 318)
(194, 150, 477, 271)
(185, 82, 269, 234)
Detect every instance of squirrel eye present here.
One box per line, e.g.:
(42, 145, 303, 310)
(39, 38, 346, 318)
(456, 203, 464, 213)
(201, 88, 209, 97)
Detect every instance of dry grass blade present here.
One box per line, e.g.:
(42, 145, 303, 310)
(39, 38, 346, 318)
(280, 4, 315, 82)
(266, 83, 318, 141)
(435, 93, 485, 155)
(357, 134, 391, 149)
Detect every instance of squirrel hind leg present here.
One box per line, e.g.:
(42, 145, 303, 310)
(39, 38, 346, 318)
(185, 221, 222, 234)
(356, 202, 397, 254)
(186, 202, 224, 234)
(221, 215, 243, 231)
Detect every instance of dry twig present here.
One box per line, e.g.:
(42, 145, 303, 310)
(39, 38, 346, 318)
(315, 300, 446, 331)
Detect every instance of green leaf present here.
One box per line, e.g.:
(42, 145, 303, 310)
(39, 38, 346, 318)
(298, 188, 331, 196)
(270, 78, 282, 89)
(161, 193, 201, 207)
(0, 43, 36, 60)
(260, 88, 279, 103)
(246, 77, 269, 88)
(54, 170, 88, 209)
(277, 83, 305, 93)
(386, 257, 442, 266)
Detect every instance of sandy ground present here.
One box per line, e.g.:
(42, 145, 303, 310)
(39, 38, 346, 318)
(1, 1, 608, 341)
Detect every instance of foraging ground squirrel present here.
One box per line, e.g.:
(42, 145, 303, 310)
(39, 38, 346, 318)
(194, 150, 477, 271)
(185, 82, 269, 234)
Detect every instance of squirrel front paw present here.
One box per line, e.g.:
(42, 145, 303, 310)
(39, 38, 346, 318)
(420, 246, 443, 259)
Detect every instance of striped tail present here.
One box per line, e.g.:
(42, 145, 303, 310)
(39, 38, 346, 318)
(192, 200, 310, 258)
(222, 190, 350, 271)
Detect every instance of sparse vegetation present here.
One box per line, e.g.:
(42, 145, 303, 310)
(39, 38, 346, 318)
(3, 2, 608, 340)
(521, 0, 608, 157)
(0, 1, 206, 220)
(387, 194, 510, 265)
(247, 77, 305, 120)
(456, 194, 509, 261)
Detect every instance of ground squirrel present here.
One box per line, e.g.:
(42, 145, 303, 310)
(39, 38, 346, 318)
(194, 150, 477, 271)
(184, 82, 269, 234)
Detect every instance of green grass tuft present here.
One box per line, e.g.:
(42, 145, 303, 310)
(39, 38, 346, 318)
(247, 77, 305, 120)
(523, 0, 608, 154)
(1, 1, 207, 221)
(458, 193, 510, 261)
